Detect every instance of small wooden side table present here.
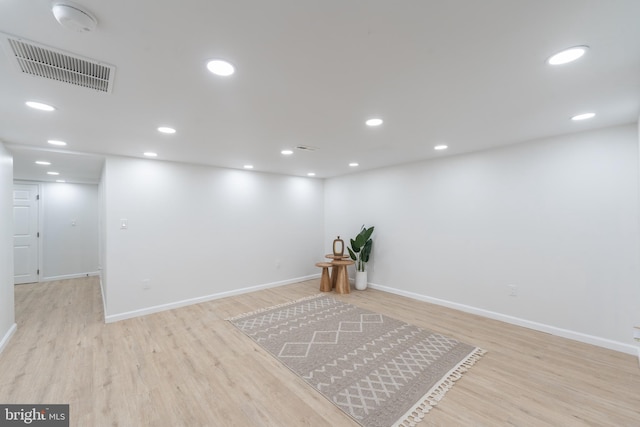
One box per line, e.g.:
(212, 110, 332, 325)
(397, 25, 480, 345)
(315, 262, 333, 292)
(330, 260, 354, 294)
(325, 254, 350, 289)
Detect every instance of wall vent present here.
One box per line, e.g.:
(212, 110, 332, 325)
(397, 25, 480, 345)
(3, 34, 115, 93)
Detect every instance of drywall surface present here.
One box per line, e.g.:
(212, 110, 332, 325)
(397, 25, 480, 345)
(0, 142, 15, 352)
(41, 183, 99, 279)
(326, 124, 640, 350)
(103, 156, 324, 318)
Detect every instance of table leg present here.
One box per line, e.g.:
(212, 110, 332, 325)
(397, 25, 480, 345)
(335, 265, 350, 294)
(319, 267, 332, 292)
(330, 265, 338, 289)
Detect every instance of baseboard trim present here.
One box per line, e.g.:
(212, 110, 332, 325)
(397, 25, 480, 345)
(368, 282, 638, 356)
(105, 274, 321, 323)
(99, 273, 107, 323)
(0, 323, 17, 354)
(41, 271, 100, 282)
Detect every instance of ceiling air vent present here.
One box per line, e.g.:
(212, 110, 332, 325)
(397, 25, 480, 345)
(3, 35, 115, 93)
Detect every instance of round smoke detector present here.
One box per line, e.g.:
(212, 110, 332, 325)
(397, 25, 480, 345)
(52, 2, 97, 32)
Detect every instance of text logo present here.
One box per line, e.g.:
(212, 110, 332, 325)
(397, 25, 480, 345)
(1, 405, 69, 426)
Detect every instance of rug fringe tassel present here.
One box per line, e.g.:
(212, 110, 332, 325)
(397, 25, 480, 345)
(393, 347, 487, 427)
(226, 293, 326, 321)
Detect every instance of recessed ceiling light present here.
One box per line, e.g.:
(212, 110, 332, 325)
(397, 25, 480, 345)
(47, 171, 60, 175)
(571, 112, 596, 121)
(243, 165, 254, 169)
(157, 126, 176, 134)
(207, 60, 235, 77)
(47, 140, 67, 146)
(281, 149, 294, 155)
(26, 101, 55, 111)
(434, 145, 448, 150)
(35, 161, 51, 165)
(307, 172, 316, 177)
(143, 152, 158, 157)
(547, 46, 589, 65)
(349, 162, 359, 167)
(366, 118, 383, 127)
(56, 180, 66, 183)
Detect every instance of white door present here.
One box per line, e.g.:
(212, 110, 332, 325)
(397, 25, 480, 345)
(13, 184, 39, 284)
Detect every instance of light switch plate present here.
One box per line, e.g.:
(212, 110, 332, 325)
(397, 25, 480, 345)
(120, 219, 128, 229)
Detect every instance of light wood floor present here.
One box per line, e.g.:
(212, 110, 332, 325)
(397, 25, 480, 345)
(1, 277, 639, 426)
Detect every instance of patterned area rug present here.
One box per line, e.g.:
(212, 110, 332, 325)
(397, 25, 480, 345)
(228, 294, 485, 427)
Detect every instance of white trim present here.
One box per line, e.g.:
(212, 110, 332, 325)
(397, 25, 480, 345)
(105, 274, 320, 323)
(368, 282, 638, 356)
(40, 271, 100, 282)
(0, 323, 17, 354)
(99, 272, 107, 323)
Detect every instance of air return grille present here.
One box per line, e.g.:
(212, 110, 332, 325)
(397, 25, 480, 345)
(5, 36, 115, 93)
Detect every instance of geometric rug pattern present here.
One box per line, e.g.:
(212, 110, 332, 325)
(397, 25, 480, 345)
(228, 294, 485, 427)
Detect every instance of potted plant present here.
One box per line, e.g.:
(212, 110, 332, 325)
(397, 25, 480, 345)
(347, 225, 374, 290)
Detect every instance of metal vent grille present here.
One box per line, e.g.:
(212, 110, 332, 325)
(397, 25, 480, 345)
(6, 37, 115, 93)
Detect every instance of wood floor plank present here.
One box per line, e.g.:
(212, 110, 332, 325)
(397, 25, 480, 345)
(1, 277, 639, 426)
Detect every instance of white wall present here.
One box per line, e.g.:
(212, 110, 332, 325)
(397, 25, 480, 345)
(41, 183, 99, 280)
(325, 124, 640, 353)
(98, 165, 107, 307)
(0, 142, 16, 353)
(103, 156, 324, 320)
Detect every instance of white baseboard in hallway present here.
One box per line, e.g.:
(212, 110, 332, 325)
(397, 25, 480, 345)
(41, 271, 100, 282)
(0, 323, 17, 355)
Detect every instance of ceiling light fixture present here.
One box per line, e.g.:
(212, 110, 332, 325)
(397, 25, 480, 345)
(47, 171, 60, 175)
(307, 172, 316, 177)
(434, 145, 448, 150)
(35, 161, 51, 165)
(207, 60, 235, 77)
(349, 162, 359, 167)
(243, 165, 254, 169)
(47, 140, 67, 146)
(281, 149, 293, 155)
(52, 2, 98, 32)
(547, 46, 589, 65)
(366, 118, 383, 127)
(56, 180, 66, 183)
(571, 112, 596, 121)
(26, 101, 55, 111)
(157, 126, 176, 134)
(143, 152, 158, 157)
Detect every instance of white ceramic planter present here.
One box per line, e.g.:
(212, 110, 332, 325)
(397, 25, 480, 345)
(355, 271, 368, 290)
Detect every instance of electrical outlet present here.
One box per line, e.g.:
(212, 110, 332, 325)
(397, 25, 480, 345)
(508, 285, 518, 296)
(142, 279, 150, 290)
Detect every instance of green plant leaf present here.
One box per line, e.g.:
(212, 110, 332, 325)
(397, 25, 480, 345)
(362, 226, 374, 241)
(347, 247, 357, 261)
(361, 239, 372, 263)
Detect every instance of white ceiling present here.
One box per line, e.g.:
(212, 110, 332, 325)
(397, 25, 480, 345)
(1, 0, 639, 184)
